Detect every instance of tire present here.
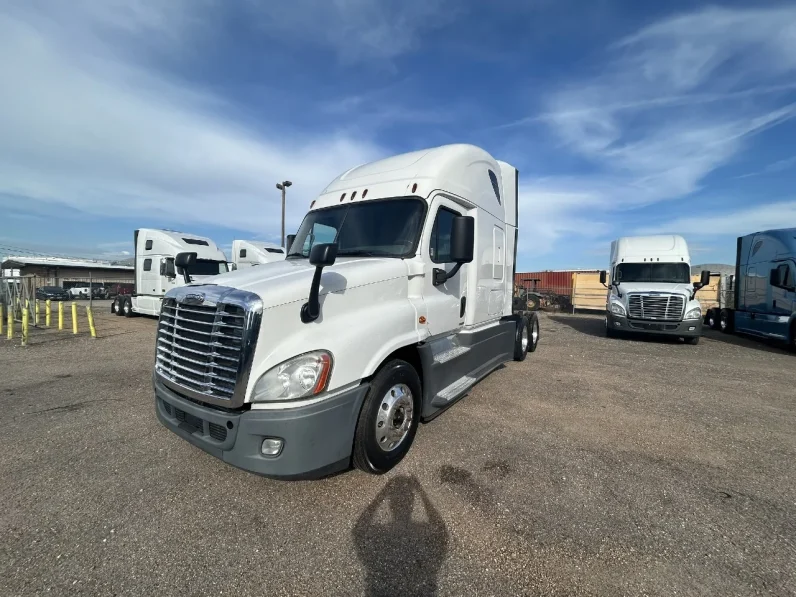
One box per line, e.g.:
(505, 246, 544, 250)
(605, 317, 617, 338)
(707, 308, 720, 330)
(526, 294, 541, 311)
(123, 297, 135, 317)
(720, 309, 734, 334)
(789, 322, 796, 354)
(527, 313, 540, 353)
(685, 336, 700, 345)
(114, 297, 125, 316)
(513, 315, 530, 361)
(352, 359, 421, 475)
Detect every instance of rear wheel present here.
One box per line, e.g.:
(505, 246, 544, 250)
(526, 294, 541, 311)
(353, 359, 421, 475)
(707, 308, 720, 330)
(123, 297, 134, 317)
(528, 313, 540, 353)
(789, 322, 796, 353)
(114, 297, 125, 316)
(513, 316, 530, 361)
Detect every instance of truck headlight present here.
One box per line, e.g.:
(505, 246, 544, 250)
(684, 307, 702, 320)
(251, 351, 333, 402)
(610, 301, 626, 316)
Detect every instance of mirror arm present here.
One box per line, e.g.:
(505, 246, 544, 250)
(433, 263, 463, 287)
(301, 265, 325, 323)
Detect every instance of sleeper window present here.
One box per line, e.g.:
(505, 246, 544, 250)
(240, 249, 247, 258)
(429, 207, 459, 264)
(145, 240, 153, 250)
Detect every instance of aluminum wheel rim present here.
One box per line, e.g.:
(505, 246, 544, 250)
(124, 302, 130, 314)
(375, 383, 414, 452)
(521, 325, 529, 351)
(720, 316, 727, 331)
(532, 320, 539, 345)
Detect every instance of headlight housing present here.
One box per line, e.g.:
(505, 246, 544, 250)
(684, 307, 702, 320)
(610, 301, 626, 316)
(251, 350, 333, 402)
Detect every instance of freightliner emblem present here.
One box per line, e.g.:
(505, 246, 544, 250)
(182, 293, 205, 305)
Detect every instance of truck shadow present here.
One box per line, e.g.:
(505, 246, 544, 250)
(353, 475, 449, 596)
(548, 315, 688, 345)
(701, 329, 794, 356)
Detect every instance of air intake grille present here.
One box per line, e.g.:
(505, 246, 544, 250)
(156, 298, 246, 402)
(627, 294, 685, 321)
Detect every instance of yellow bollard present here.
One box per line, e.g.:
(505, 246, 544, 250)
(58, 302, 64, 330)
(46, 300, 52, 327)
(6, 306, 11, 340)
(72, 302, 78, 334)
(35, 300, 40, 326)
(86, 306, 97, 339)
(22, 308, 29, 346)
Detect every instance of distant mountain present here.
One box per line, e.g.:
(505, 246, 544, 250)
(111, 257, 135, 266)
(692, 263, 734, 275)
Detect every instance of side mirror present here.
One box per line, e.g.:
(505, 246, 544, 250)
(175, 252, 197, 269)
(450, 216, 475, 263)
(230, 263, 238, 271)
(599, 270, 607, 285)
(286, 234, 296, 253)
(309, 242, 338, 267)
(770, 268, 781, 287)
(700, 269, 711, 287)
(302, 243, 338, 323)
(174, 252, 196, 284)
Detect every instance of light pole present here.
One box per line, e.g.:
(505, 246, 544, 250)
(276, 180, 293, 248)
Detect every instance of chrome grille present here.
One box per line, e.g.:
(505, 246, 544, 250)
(155, 286, 262, 408)
(627, 293, 685, 321)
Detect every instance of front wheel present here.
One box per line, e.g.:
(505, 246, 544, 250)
(353, 359, 421, 475)
(707, 308, 720, 330)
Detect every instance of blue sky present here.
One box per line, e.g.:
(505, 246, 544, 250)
(1, 0, 795, 270)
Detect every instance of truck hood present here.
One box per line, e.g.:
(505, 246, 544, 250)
(188, 257, 408, 310)
(615, 282, 693, 297)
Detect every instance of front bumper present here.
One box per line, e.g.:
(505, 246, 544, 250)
(607, 312, 702, 337)
(154, 375, 369, 479)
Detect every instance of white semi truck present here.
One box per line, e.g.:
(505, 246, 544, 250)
(111, 229, 229, 317)
(231, 240, 286, 269)
(600, 235, 710, 344)
(153, 144, 540, 479)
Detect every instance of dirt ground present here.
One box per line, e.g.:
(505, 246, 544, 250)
(1, 311, 794, 596)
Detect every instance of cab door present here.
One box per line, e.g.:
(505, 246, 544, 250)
(771, 261, 795, 338)
(422, 196, 467, 337)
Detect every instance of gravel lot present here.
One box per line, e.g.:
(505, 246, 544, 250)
(1, 311, 794, 596)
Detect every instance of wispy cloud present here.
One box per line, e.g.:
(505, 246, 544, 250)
(0, 6, 386, 236)
(636, 200, 796, 236)
(506, 5, 796, 255)
(736, 155, 796, 179)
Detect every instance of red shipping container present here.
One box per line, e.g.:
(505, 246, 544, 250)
(514, 271, 574, 295)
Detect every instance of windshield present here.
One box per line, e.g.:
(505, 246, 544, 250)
(288, 198, 426, 259)
(184, 259, 228, 276)
(616, 262, 691, 284)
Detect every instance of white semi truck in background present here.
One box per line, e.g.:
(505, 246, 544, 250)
(111, 229, 229, 317)
(231, 240, 286, 269)
(600, 235, 710, 344)
(153, 144, 540, 479)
